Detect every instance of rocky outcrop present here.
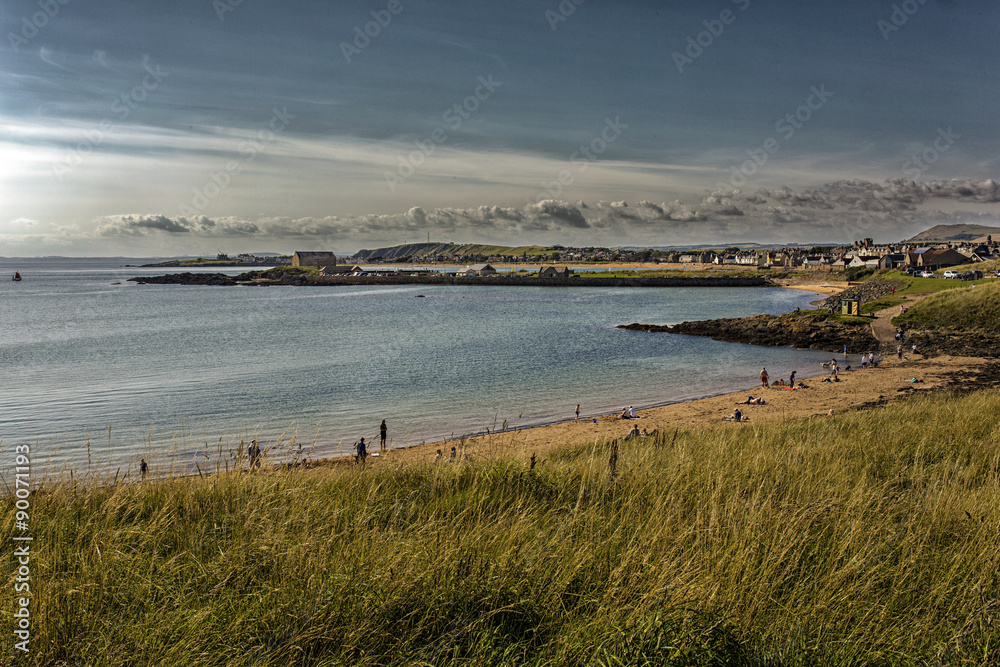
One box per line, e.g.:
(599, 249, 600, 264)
(900, 329, 1000, 358)
(820, 280, 904, 310)
(619, 312, 879, 353)
(129, 272, 238, 286)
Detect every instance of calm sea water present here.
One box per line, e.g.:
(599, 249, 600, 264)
(0, 258, 838, 477)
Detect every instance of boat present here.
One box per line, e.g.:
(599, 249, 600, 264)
(12, 271, 22, 281)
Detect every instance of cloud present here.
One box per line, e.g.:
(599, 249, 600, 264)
(84, 177, 1000, 250)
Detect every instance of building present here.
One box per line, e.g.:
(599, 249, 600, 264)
(907, 248, 970, 270)
(538, 265, 573, 279)
(292, 251, 336, 268)
(469, 263, 497, 276)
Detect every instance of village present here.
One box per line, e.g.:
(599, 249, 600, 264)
(270, 233, 1000, 280)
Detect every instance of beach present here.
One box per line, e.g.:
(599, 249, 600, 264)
(365, 352, 988, 467)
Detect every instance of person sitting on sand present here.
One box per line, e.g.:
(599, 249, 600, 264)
(434, 449, 443, 464)
(629, 405, 636, 419)
(624, 425, 641, 439)
(620, 407, 630, 420)
(729, 408, 745, 422)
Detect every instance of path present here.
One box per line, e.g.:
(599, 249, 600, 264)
(871, 293, 930, 347)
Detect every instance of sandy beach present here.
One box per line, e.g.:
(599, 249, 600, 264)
(350, 352, 988, 468)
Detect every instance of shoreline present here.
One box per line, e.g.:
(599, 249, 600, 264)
(316, 352, 991, 470)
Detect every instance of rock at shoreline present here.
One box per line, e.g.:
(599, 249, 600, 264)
(128, 272, 238, 286)
(619, 311, 879, 353)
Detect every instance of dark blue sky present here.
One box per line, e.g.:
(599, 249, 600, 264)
(3, 0, 999, 253)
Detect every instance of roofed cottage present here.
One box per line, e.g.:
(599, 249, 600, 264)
(538, 265, 572, 279)
(292, 251, 336, 268)
(470, 264, 497, 276)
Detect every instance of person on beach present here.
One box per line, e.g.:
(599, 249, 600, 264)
(789, 370, 796, 386)
(620, 407, 630, 420)
(898, 345, 903, 360)
(139, 458, 147, 481)
(625, 424, 641, 439)
(450, 446, 457, 462)
(248, 440, 261, 469)
(760, 367, 769, 388)
(575, 404, 580, 420)
(912, 343, 918, 355)
(629, 406, 636, 419)
(379, 419, 387, 451)
(434, 449, 443, 464)
(729, 408, 744, 422)
(355, 437, 367, 466)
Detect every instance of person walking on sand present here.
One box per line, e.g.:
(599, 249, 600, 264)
(355, 437, 367, 466)
(379, 419, 387, 451)
(139, 458, 147, 481)
(575, 404, 580, 420)
(760, 367, 769, 388)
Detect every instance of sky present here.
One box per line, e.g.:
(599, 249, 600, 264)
(2, 0, 1000, 256)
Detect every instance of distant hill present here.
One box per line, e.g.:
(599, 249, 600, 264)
(906, 224, 1000, 243)
(351, 243, 554, 262)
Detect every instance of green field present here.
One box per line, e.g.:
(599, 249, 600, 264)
(8, 389, 999, 666)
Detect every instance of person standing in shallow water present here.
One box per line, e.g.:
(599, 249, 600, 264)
(575, 404, 580, 420)
(379, 419, 387, 451)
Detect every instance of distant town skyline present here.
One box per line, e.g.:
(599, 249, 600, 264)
(3, 0, 1000, 255)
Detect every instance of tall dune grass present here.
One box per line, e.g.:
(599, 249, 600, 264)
(4, 389, 999, 666)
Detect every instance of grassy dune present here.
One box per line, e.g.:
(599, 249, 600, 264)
(895, 281, 1000, 333)
(6, 390, 1000, 666)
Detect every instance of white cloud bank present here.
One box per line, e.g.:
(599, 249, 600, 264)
(7, 178, 1000, 255)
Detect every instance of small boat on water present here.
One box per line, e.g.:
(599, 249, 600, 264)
(12, 271, 22, 281)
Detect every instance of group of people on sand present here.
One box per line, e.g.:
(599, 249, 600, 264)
(354, 419, 389, 466)
(434, 447, 459, 464)
(760, 366, 801, 389)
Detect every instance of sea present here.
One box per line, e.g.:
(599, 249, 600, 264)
(0, 257, 841, 479)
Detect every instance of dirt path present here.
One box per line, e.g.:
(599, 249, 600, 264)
(871, 293, 931, 347)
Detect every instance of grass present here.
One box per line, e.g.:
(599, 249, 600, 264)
(851, 271, 998, 313)
(894, 280, 1000, 332)
(5, 389, 1000, 666)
